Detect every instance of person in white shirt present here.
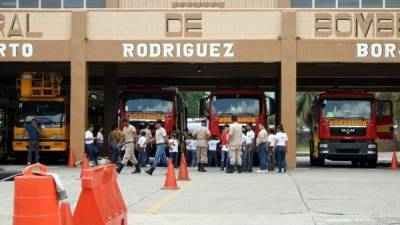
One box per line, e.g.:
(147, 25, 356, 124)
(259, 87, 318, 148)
(189, 138, 197, 167)
(185, 133, 192, 167)
(207, 136, 220, 167)
(267, 128, 277, 171)
(95, 126, 104, 158)
(146, 120, 169, 175)
(168, 133, 179, 168)
(138, 131, 147, 167)
(275, 124, 288, 173)
(84, 124, 98, 166)
(243, 124, 255, 172)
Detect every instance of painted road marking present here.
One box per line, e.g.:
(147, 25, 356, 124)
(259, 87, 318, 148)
(145, 181, 193, 214)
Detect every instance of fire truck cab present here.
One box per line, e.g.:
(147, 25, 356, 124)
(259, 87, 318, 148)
(199, 89, 276, 137)
(309, 92, 393, 167)
(119, 87, 187, 156)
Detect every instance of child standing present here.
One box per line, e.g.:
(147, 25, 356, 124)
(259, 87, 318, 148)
(185, 134, 193, 167)
(267, 128, 277, 171)
(275, 124, 288, 173)
(169, 133, 179, 168)
(220, 125, 229, 171)
(190, 138, 197, 167)
(138, 131, 147, 167)
(208, 136, 220, 167)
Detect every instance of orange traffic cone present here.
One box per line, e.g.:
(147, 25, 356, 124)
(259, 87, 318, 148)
(162, 159, 179, 190)
(67, 150, 75, 168)
(80, 154, 89, 178)
(178, 153, 190, 181)
(60, 202, 74, 225)
(391, 151, 398, 169)
(82, 154, 89, 169)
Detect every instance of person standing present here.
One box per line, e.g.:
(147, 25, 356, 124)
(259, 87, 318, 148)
(108, 125, 121, 164)
(140, 123, 152, 165)
(228, 115, 243, 173)
(84, 124, 98, 166)
(267, 128, 277, 171)
(185, 134, 192, 167)
(117, 119, 140, 174)
(189, 137, 197, 167)
(242, 124, 255, 172)
(138, 131, 148, 167)
(168, 133, 179, 168)
(220, 125, 229, 171)
(256, 123, 268, 173)
(96, 126, 104, 158)
(207, 136, 219, 167)
(275, 124, 288, 173)
(193, 120, 211, 172)
(146, 120, 169, 175)
(24, 119, 40, 165)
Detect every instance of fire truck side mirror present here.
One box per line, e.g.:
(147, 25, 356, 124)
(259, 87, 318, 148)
(266, 97, 277, 116)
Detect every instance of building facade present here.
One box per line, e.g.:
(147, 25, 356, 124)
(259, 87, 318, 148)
(0, 0, 399, 167)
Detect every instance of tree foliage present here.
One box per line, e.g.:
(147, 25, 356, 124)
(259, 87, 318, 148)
(183, 92, 205, 118)
(296, 92, 318, 129)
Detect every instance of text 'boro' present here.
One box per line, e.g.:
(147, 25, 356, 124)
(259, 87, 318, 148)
(122, 43, 235, 58)
(356, 43, 400, 58)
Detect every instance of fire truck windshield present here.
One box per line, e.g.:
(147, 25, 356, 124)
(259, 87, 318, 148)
(16, 102, 65, 127)
(124, 94, 173, 113)
(322, 99, 371, 120)
(212, 95, 260, 116)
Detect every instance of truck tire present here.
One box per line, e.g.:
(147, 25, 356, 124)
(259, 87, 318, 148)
(309, 142, 325, 166)
(351, 160, 359, 167)
(0, 145, 7, 163)
(367, 159, 377, 168)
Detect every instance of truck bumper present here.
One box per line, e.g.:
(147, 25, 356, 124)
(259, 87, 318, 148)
(13, 140, 68, 152)
(318, 140, 377, 161)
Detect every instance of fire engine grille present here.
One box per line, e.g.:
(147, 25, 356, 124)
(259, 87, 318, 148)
(329, 127, 366, 136)
(336, 149, 360, 154)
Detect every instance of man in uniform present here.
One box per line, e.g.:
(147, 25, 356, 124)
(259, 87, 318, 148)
(145, 120, 169, 175)
(117, 118, 140, 174)
(193, 119, 211, 172)
(228, 115, 243, 173)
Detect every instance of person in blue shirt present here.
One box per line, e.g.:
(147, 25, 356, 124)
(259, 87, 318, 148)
(24, 119, 40, 165)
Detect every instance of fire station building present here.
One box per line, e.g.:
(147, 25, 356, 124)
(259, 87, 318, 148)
(0, 0, 399, 167)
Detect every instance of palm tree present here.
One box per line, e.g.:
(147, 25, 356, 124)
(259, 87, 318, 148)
(296, 92, 318, 130)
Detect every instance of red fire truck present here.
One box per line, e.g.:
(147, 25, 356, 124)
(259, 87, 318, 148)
(199, 89, 276, 136)
(119, 87, 187, 137)
(309, 92, 393, 167)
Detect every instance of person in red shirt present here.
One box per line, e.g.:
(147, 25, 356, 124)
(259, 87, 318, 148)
(220, 124, 230, 172)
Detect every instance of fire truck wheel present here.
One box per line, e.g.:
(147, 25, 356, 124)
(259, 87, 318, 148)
(367, 159, 377, 168)
(351, 161, 360, 167)
(0, 145, 6, 163)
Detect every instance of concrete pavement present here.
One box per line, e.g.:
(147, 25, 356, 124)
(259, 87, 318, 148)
(1, 156, 400, 225)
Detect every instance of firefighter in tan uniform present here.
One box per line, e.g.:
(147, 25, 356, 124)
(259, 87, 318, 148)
(228, 115, 243, 173)
(117, 118, 140, 174)
(193, 120, 211, 172)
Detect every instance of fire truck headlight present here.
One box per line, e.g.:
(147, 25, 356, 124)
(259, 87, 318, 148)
(368, 144, 377, 149)
(319, 143, 328, 148)
(52, 134, 63, 140)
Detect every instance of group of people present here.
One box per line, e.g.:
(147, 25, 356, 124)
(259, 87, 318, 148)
(91, 118, 178, 176)
(83, 115, 288, 175)
(84, 124, 105, 166)
(187, 115, 289, 173)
